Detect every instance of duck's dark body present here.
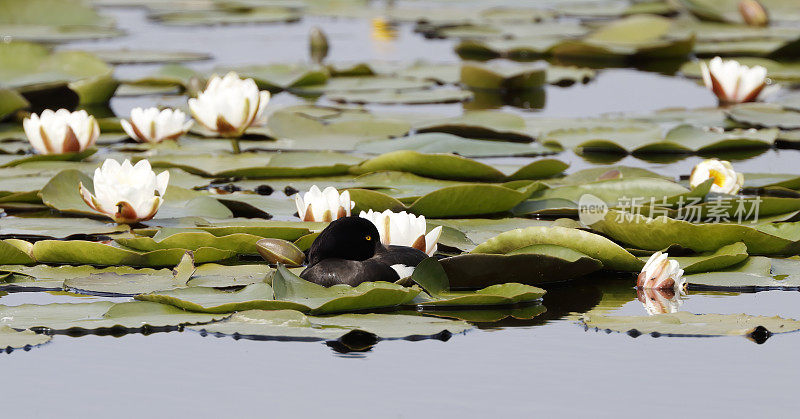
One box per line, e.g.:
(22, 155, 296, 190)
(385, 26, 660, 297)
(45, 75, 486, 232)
(300, 217, 427, 287)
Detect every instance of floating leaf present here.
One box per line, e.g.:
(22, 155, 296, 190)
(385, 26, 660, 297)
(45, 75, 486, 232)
(271, 264, 420, 314)
(189, 309, 471, 341)
(460, 61, 546, 91)
(590, 210, 800, 256)
(471, 225, 644, 271)
(266, 105, 410, 151)
(439, 246, 603, 288)
(228, 63, 329, 92)
(31, 240, 234, 267)
(137, 283, 304, 313)
(581, 311, 800, 338)
(672, 242, 750, 273)
(727, 103, 800, 129)
(0, 239, 34, 265)
(63, 251, 195, 296)
(0, 41, 117, 105)
(684, 257, 800, 290)
(154, 7, 300, 26)
(326, 88, 473, 105)
(350, 182, 539, 218)
(411, 257, 546, 305)
(0, 301, 226, 332)
(117, 231, 267, 255)
(0, 325, 51, 350)
(0, 88, 28, 120)
(146, 152, 363, 178)
(357, 133, 556, 157)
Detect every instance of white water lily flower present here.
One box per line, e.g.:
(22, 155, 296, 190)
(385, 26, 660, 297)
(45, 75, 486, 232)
(689, 158, 744, 194)
(359, 209, 442, 256)
(121, 107, 193, 143)
(23, 109, 99, 155)
(79, 159, 170, 224)
(637, 288, 683, 315)
(700, 57, 772, 104)
(637, 252, 685, 293)
(295, 185, 354, 222)
(187, 72, 270, 137)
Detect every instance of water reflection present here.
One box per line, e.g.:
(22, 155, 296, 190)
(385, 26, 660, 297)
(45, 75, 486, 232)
(637, 288, 684, 315)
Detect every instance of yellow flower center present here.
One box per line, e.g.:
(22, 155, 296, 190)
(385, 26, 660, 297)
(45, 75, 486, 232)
(708, 169, 727, 187)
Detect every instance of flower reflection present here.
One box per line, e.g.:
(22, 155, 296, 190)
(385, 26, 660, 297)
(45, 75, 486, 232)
(637, 288, 684, 315)
(371, 17, 398, 42)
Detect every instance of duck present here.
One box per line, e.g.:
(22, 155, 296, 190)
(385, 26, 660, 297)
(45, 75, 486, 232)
(300, 216, 428, 287)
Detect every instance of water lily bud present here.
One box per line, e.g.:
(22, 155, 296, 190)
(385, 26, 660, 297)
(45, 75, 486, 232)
(79, 158, 169, 224)
(359, 209, 442, 256)
(121, 107, 193, 143)
(256, 238, 305, 267)
(636, 252, 685, 293)
(700, 57, 769, 105)
(295, 185, 354, 222)
(187, 72, 270, 138)
(739, 0, 769, 27)
(689, 158, 744, 195)
(23, 109, 98, 154)
(309, 26, 328, 65)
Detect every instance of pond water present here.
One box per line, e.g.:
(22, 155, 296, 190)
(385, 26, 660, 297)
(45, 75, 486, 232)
(4, 4, 800, 418)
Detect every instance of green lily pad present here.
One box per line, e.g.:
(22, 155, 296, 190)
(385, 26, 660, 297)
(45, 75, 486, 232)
(293, 76, 433, 95)
(460, 61, 546, 91)
(266, 105, 410, 150)
(117, 231, 268, 255)
(0, 301, 226, 333)
(31, 240, 235, 267)
(189, 309, 471, 341)
(0, 216, 128, 239)
(227, 63, 329, 92)
(1, 148, 97, 169)
(415, 110, 531, 141)
(89, 49, 210, 65)
(326, 88, 474, 105)
(727, 103, 800, 129)
(0, 88, 28, 120)
(351, 150, 505, 181)
(356, 133, 556, 157)
(271, 264, 421, 314)
(671, 242, 750, 274)
(0, 326, 51, 350)
(0, 41, 117, 105)
(411, 257, 547, 305)
(0, 0, 121, 42)
(684, 256, 800, 290)
(64, 251, 195, 296)
(136, 283, 304, 313)
(581, 311, 800, 337)
(551, 15, 695, 61)
(350, 182, 540, 218)
(146, 152, 362, 178)
(590, 210, 800, 256)
(0, 239, 34, 265)
(153, 7, 300, 26)
(439, 245, 603, 288)
(0, 263, 165, 290)
(471, 225, 644, 271)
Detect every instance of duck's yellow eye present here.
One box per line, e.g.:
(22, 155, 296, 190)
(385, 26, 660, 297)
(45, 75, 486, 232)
(365, 235, 372, 241)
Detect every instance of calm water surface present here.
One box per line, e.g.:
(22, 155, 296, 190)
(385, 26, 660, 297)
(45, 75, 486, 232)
(4, 6, 799, 418)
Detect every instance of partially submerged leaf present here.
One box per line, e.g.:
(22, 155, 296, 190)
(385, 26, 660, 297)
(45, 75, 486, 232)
(581, 311, 800, 338)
